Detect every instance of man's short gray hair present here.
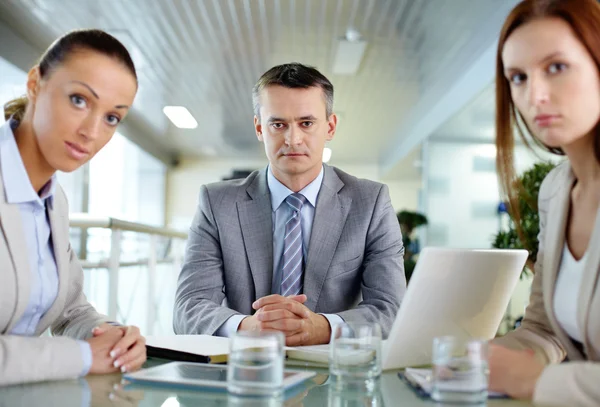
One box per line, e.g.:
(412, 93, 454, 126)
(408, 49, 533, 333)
(252, 62, 334, 120)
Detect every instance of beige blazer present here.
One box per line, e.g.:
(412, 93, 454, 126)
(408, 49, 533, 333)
(494, 161, 600, 406)
(0, 124, 108, 386)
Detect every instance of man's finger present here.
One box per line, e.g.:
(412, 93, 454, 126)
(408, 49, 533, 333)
(252, 294, 287, 310)
(286, 294, 307, 303)
(285, 331, 309, 347)
(257, 301, 310, 318)
(256, 309, 300, 322)
(259, 318, 304, 332)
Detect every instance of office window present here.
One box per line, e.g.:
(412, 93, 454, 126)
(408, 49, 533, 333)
(89, 132, 166, 226)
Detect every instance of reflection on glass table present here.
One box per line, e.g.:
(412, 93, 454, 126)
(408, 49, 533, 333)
(0, 359, 535, 407)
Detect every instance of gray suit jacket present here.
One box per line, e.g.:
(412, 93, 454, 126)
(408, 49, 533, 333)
(174, 165, 405, 338)
(0, 123, 108, 386)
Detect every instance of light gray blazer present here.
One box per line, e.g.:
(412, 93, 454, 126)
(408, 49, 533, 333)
(0, 123, 108, 386)
(494, 161, 600, 406)
(173, 164, 406, 338)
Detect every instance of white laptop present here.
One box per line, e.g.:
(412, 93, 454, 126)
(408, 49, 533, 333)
(288, 247, 527, 370)
(382, 247, 527, 369)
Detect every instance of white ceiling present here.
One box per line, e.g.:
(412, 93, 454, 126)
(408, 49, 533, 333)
(431, 82, 496, 144)
(0, 0, 517, 171)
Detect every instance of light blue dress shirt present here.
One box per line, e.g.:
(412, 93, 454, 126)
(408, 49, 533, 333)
(1, 119, 92, 376)
(216, 165, 343, 337)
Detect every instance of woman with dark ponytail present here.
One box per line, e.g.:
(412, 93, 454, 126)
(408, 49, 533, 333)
(0, 29, 145, 385)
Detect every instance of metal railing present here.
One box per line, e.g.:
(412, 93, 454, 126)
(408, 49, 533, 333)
(69, 213, 187, 335)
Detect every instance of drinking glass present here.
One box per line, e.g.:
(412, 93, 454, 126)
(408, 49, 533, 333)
(329, 322, 382, 391)
(431, 336, 488, 404)
(227, 331, 285, 397)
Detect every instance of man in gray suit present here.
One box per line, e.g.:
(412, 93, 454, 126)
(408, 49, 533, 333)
(174, 63, 405, 345)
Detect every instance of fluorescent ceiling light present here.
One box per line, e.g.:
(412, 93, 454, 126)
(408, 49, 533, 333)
(163, 106, 198, 129)
(322, 147, 332, 163)
(161, 397, 180, 407)
(332, 29, 367, 75)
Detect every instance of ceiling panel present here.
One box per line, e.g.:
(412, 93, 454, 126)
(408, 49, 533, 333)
(0, 0, 511, 164)
(431, 83, 496, 143)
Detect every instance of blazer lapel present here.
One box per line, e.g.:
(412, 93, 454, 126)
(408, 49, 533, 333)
(542, 166, 583, 359)
(237, 169, 273, 302)
(0, 179, 31, 332)
(578, 203, 600, 360)
(37, 195, 68, 332)
(303, 166, 351, 311)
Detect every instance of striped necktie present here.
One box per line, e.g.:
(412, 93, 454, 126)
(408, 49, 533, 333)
(280, 193, 307, 296)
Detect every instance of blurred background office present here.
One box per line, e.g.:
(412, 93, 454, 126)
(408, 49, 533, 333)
(0, 0, 561, 336)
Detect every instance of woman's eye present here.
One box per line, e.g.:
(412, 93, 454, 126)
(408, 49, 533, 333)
(70, 95, 87, 108)
(106, 115, 120, 126)
(509, 73, 526, 85)
(548, 62, 567, 74)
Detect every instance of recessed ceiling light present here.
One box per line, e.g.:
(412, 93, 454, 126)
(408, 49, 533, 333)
(163, 106, 198, 129)
(322, 147, 332, 163)
(332, 28, 367, 75)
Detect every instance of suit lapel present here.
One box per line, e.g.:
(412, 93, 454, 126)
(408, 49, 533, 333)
(238, 169, 273, 302)
(0, 179, 31, 332)
(542, 166, 583, 358)
(578, 202, 600, 360)
(37, 193, 68, 332)
(303, 166, 351, 311)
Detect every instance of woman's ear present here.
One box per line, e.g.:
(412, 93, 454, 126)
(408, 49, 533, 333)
(26, 66, 41, 102)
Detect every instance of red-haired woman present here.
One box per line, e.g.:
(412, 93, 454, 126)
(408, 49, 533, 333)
(491, 0, 600, 404)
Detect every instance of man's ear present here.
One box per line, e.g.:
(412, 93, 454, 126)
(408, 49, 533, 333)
(254, 115, 263, 142)
(26, 66, 42, 103)
(326, 113, 338, 141)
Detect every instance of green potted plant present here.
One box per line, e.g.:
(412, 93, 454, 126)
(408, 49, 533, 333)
(492, 161, 557, 276)
(397, 210, 428, 283)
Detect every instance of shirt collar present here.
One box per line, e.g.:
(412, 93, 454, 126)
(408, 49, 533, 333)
(267, 165, 324, 212)
(1, 119, 56, 207)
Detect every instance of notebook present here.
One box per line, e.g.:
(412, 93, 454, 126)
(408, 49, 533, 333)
(146, 335, 230, 364)
(146, 335, 332, 365)
(398, 368, 507, 399)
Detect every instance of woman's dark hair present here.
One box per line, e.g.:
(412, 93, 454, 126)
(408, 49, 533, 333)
(4, 29, 137, 121)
